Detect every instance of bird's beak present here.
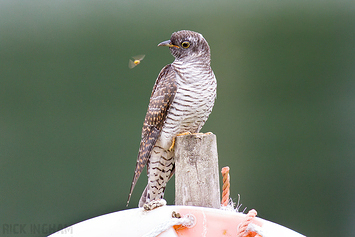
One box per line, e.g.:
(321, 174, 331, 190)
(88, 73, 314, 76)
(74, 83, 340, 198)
(158, 40, 180, 48)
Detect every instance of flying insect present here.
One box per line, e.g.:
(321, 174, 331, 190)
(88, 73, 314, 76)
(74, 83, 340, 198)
(129, 55, 145, 69)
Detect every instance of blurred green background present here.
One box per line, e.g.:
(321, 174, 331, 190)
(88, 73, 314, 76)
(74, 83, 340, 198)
(1, 0, 355, 236)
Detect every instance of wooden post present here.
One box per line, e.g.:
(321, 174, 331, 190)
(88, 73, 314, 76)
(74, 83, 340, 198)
(174, 133, 220, 208)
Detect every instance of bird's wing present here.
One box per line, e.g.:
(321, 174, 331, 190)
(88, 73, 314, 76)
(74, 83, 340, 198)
(132, 54, 145, 61)
(128, 59, 136, 69)
(127, 64, 177, 205)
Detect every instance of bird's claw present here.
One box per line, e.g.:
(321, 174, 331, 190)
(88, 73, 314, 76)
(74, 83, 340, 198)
(168, 132, 192, 151)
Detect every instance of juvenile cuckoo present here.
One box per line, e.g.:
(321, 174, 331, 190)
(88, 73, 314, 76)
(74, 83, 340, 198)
(127, 30, 217, 209)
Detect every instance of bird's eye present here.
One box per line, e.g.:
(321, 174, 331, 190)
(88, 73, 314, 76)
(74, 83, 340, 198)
(181, 41, 190, 48)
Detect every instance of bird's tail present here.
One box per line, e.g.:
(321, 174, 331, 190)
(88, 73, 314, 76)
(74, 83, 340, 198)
(126, 128, 160, 207)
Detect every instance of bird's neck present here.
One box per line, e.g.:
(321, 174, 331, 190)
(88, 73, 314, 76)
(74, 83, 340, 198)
(172, 56, 211, 71)
(172, 58, 213, 84)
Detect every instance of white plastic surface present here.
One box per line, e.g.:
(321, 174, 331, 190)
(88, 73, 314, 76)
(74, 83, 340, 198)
(48, 205, 306, 237)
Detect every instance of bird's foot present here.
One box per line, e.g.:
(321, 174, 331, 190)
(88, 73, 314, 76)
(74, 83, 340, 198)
(143, 199, 167, 211)
(168, 132, 192, 151)
(178, 132, 192, 136)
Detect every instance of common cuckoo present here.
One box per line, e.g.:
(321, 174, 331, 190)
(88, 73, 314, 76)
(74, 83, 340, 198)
(127, 30, 217, 209)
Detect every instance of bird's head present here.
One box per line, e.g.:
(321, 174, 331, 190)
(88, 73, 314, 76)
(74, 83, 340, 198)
(158, 30, 211, 62)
